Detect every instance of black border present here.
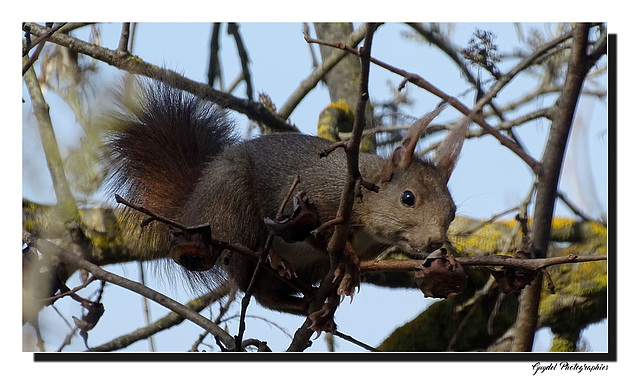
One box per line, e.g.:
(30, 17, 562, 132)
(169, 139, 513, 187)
(33, 351, 614, 362)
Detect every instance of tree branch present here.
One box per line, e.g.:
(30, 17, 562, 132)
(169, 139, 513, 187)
(88, 283, 231, 352)
(117, 23, 131, 53)
(227, 23, 253, 100)
(113, 194, 315, 299)
(305, 32, 541, 172)
(23, 230, 237, 350)
(279, 23, 370, 119)
(307, 26, 580, 175)
(207, 23, 222, 88)
(359, 253, 606, 273)
(23, 22, 298, 133)
(23, 55, 77, 216)
(406, 23, 511, 129)
(512, 23, 594, 352)
(287, 23, 377, 352)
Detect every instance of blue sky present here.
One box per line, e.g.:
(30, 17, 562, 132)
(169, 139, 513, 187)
(22, 22, 608, 354)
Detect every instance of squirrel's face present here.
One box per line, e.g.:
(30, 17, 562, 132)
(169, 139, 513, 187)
(361, 160, 456, 256)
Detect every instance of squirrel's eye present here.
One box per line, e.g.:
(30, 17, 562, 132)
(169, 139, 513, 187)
(401, 190, 415, 207)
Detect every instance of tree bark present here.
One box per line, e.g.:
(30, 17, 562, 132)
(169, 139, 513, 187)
(313, 23, 376, 150)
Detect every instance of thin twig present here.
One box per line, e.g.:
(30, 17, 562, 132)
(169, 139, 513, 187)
(557, 190, 600, 223)
(333, 330, 380, 352)
(454, 208, 520, 237)
(207, 23, 222, 88)
(306, 28, 579, 174)
(447, 296, 481, 351)
(88, 284, 230, 352)
(42, 276, 98, 304)
(115, 193, 315, 297)
(22, 22, 67, 56)
(406, 23, 512, 131)
(138, 261, 156, 352)
(279, 23, 370, 119)
(22, 40, 47, 76)
(115, 194, 188, 230)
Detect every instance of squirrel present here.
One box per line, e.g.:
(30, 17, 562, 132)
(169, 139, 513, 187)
(104, 78, 464, 320)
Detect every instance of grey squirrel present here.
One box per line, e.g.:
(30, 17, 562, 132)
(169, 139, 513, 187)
(104, 79, 464, 318)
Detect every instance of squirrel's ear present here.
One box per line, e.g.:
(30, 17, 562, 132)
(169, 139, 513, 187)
(379, 102, 449, 181)
(432, 116, 470, 182)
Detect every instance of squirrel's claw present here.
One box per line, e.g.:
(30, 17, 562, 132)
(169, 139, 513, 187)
(332, 243, 361, 299)
(267, 250, 297, 279)
(308, 294, 339, 334)
(336, 262, 360, 300)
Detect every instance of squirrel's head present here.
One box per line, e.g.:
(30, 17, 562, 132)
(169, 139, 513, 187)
(362, 159, 456, 255)
(361, 103, 468, 256)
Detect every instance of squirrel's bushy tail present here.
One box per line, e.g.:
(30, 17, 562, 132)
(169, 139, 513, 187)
(104, 79, 236, 219)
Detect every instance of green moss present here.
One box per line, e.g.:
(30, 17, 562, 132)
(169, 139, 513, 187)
(550, 331, 579, 352)
(378, 269, 519, 351)
(449, 217, 607, 255)
(538, 257, 607, 336)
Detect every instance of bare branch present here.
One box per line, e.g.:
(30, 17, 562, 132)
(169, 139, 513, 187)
(23, 230, 237, 350)
(117, 23, 130, 53)
(207, 23, 222, 88)
(308, 25, 585, 176)
(333, 330, 380, 352)
(138, 261, 155, 351)
(288, 23, 377, 352)
(88, 284, 231, 352)
(513, 23, 594, 352)
(23, 22, 298, 133)
(406, 23, 510, 125)
(22, 22, 67, 57)
(23, 55, 77, 215)
(279, 23, 370, 119)
(227, 23, 253, 100)
(360, 253, 605, 273)
(306, 31, 542, 172)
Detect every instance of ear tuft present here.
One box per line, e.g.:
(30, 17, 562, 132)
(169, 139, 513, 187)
(433, 116, 471, 182)
(379, 102, 448, 180)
